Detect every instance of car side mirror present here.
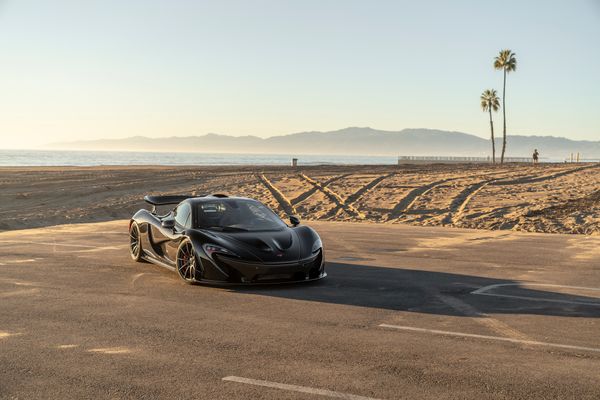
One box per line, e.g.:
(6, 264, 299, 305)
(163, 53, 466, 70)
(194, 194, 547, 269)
(289, 215, 300, 227)
(161, 218, 175, 230)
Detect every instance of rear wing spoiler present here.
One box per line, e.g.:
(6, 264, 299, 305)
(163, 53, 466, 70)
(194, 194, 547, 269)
(144, 195, 194, 206)
(144, 195, 195, 213)
(143, 193, 229, 212)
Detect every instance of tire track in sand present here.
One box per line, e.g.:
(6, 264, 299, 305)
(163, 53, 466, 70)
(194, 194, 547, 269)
(492, 164, 600, 186)
(257, 174, 297, 216)
(442, 179, 499, 224)
(385, 167, 528, 223)
(290, 174, 352, 206)
(446, 165, 600, 225)
(386, 177, 457, 221)
(298, 173, 365, 219)
(442, 169, 548, 224)
(324, 173, 395, 219)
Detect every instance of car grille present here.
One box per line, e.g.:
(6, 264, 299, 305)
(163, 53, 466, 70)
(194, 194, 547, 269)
(213, 250, 323, 283)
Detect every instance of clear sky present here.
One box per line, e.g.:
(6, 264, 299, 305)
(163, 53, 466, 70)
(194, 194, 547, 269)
(0, 0, 599, 149)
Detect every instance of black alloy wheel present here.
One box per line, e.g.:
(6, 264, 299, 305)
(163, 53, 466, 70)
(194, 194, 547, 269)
(176, 240, 199, 283)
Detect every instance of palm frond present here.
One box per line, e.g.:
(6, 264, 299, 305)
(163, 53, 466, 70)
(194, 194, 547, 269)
(494, 49, 517, 72)
(480, 89, 500, 112)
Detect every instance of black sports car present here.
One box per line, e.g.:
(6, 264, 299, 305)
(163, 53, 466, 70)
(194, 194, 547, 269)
(129, 194, 326, 284)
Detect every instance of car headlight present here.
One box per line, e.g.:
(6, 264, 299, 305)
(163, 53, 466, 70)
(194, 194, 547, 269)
(202, 243, 237, 258)
(311, 239, 323, 254)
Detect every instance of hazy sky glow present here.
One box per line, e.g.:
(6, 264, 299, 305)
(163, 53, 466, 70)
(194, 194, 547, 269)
(0, 0, 599, 148)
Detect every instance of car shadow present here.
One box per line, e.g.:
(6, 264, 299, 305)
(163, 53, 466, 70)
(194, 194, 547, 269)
(232, 262, 600, 318)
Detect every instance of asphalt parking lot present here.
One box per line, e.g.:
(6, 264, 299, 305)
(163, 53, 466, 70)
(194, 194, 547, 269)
(1, 221, 599, 399)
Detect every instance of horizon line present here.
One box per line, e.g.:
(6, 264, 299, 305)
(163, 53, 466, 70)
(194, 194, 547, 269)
(43, 127, 589, 146)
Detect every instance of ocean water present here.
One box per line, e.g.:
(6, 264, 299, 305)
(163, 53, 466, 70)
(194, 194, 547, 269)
(0, 149, 397, 166)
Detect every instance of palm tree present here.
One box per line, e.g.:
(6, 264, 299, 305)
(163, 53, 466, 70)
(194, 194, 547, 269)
(494, 49, 517, 164)
(481, 89, 500, 164)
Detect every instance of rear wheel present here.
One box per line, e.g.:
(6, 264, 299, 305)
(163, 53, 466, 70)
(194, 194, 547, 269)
(176, 240, 199, 283)
(129, 222, 144, 262)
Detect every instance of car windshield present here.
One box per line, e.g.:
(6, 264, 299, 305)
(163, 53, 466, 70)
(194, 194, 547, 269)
(194, 199, 287, 232)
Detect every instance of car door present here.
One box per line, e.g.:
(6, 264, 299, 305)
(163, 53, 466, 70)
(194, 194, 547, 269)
(149, 209, 174, 258)
(164, 202, 192, 262)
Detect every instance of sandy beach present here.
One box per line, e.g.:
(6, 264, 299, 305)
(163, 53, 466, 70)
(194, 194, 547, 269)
(1, 163, 599, 234)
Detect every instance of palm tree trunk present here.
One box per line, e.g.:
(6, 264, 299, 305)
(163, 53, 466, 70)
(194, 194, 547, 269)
(500, 69, 507, 164)
(489, 108, 495, 164)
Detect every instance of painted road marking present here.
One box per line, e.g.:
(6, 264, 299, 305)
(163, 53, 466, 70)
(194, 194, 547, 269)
(379, 324, 600, 353)
(1, 258, 40, 264)
(0, 279, 36, 286)
(56, 344, 79, 349)
(88, 347, 131, 354)
(472, 283, 600, 307)
(0, 288, 39, 298)
(68, 245, 129, 253)
(0, 331, 22, 339)
(0, 240, 124, 250)
(435, 294, 530, 341)
(222, 376, 383, 400)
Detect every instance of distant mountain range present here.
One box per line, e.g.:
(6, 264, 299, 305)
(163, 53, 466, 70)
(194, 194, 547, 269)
(47, 127, 600, 160)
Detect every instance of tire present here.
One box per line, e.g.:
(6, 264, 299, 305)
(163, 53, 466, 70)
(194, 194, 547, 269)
(176, 239, 200, 283)
(129, 221, 144, 262)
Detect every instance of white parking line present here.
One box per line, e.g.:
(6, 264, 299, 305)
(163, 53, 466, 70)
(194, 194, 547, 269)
(472, 283, 600, 307)
(88, 347, 131, 354)
(0, 288, 39, 298)
(222, 376, 383, 400)
(56, 344, 79, 349)
(1, 258, 41, 264)
(379, 324, 600, 353)
(0, 279, 36, 286)
(0, 331, 22, 339)
(0, 240, 123, 250)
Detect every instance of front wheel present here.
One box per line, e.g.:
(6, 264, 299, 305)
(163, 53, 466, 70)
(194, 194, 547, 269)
(176, 239, 200, 283)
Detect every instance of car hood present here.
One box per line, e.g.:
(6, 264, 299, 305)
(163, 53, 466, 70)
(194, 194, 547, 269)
(218, 229, 302, 262)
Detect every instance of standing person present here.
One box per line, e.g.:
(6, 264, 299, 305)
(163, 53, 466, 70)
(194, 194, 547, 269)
(533, 149, 539, 165)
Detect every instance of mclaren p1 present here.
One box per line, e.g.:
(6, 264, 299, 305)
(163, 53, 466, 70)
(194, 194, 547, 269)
(129, 194, 326, 284)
